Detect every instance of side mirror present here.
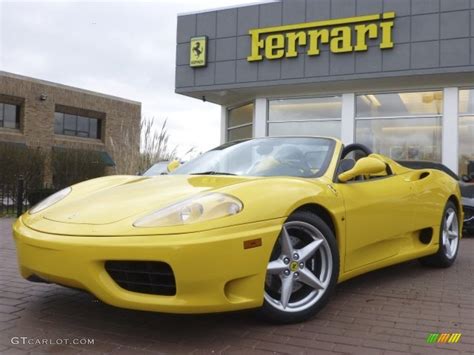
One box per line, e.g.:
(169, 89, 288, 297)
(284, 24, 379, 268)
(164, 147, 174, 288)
(338, 157, 386, 183)
(462, 175, 472, 183)
(167, 160, 180, 173)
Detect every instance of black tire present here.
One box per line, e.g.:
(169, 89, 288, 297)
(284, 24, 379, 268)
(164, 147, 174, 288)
(258, 211, 339, 324)
(419, 201, 460, 268)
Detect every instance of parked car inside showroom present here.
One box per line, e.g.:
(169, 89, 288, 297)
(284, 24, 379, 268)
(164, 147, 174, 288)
(13, 137, 463, 323)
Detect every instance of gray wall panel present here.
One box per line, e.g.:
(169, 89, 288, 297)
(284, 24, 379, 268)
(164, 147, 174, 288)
(382, 43, 411, 71)
(384, 0, 411, 16)
(258, 60, 281, 81)
(412, 0, 440, 15)
(440, 11, 470, 39)
(356, 0, 383, 16)
(306, 0, 330, 21)
(236, 59, 258, 82)
(216, 38, 237, 61)
(282, 0, 306, 24)
(440, 0, 470, 11)
(217, 9, 237, 38)
(411, 41, 440, 68)
(259, 2, 282, 27)
(177, 15, 196, 44)
(196, 12, 216, 38)
(305, 51, 330, 77)
(281, 56, 305, 79)
(411, 14, 440, 42)
(176, 66, 194, 87)
(237, 5, 259, 35)
(195, 63, 215, 86)
(215, 61, 236, 84)
(330, 53, 355, 75)
(331, 0, 356, 18)
(440, 39, 471, 66)
(236, 36, 251, 60)
(356, 50, 382, 73)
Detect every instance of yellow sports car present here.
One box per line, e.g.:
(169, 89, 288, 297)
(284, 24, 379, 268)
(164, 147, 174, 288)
(13, 137, 462, 323)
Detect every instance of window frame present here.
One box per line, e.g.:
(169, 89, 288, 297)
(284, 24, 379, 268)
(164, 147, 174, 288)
(54, 111, 102, 139)
(0, 102, 21, 130)
(226, 101, 254, 142)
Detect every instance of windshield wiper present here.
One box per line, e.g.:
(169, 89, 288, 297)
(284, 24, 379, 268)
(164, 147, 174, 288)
(190, 171, 237, 176)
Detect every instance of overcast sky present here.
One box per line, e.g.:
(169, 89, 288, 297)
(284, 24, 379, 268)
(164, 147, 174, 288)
(0, 0, 261, 158)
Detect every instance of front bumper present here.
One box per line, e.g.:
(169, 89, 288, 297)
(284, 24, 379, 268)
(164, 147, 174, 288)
(12, 217, 283, 313)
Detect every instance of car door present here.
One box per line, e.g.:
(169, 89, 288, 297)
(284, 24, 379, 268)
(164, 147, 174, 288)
(336, 174, 415, 271)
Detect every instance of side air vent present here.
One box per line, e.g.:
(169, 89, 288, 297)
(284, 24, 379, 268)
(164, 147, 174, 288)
(419, 228, 433, 244)
(419, 171, 430, 180)
(105, 261, 176, 296)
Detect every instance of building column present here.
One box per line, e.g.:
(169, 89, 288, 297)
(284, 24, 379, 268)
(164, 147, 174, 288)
(442, 87, 459, 174)
(254, 98, 267, 137)
(341, 93, 355, 145)
(220, 106, 227, 144)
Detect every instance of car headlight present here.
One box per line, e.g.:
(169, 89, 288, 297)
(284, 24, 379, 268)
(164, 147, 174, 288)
(133, 193, 243, 227)
(29, 187, 72, 214)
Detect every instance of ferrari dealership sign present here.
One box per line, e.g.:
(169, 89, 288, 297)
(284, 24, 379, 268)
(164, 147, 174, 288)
(247, 12, 395, 62)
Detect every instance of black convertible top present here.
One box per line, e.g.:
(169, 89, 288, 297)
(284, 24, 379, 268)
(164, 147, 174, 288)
(396, 160, 459, 181)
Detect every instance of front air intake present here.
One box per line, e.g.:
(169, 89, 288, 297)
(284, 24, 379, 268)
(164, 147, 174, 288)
(105, 261, 176, 296)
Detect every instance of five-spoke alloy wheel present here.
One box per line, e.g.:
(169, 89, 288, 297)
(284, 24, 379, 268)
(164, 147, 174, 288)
(259, 211, 339, 323)
(419, 200, 460, 268)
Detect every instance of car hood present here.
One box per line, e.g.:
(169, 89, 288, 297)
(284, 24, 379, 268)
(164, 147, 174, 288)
(41, 175, 250, 225)
(22, 174, 335, 236)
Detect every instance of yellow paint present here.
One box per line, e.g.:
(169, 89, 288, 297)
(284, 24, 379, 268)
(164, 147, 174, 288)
(189, 36, 207, 67)
(247, 12, 395, 62)
(12, 138, 463, 314)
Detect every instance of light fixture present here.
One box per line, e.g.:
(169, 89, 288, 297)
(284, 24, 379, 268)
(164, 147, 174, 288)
(39, 94, 48, 101)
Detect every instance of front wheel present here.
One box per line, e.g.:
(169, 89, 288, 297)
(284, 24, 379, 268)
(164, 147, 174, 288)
(419, 201, 460, 267)
(258, 211, 339, 324)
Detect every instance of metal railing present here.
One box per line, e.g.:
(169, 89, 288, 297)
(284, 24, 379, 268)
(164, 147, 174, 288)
(0, 177, 27, 217)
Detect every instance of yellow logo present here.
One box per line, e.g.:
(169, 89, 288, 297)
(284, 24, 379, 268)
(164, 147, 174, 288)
(190, 36, 207, 68)
(247, 12, 395, 62)
(290, 261, 299, 272)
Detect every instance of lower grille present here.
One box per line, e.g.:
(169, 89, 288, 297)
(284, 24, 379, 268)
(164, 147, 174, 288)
(105, 261, 176, 296)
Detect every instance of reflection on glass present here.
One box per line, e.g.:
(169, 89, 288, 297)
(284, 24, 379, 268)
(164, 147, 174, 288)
(459, 115, 474, 176)
(356, 91, 443, 117)
(228, 124, 252, 141)
(269, 96, 342, 121)
(228, 103, 254, 128)
(269, 121, 341, 138)
(356, 117, 442, 162)
(3, 104, 18, 129)
(459, 89, 474, 114)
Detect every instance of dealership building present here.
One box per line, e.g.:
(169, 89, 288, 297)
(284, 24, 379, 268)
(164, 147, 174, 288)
(175, 0, 474, 176)
(0, 71, 141, 184)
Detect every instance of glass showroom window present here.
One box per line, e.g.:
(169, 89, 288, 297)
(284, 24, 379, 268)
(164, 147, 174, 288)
(355, 91, 443, 162)
(268, 96, 342, 138)
(54, 112, 102, 139)
(0, 103, 20, 129)
(227, 103, 253, 142)
(459, 89, 474, 177)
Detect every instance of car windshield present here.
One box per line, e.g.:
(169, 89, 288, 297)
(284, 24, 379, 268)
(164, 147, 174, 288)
(172, 137, 335, 178)
(143, 162, 169, 176)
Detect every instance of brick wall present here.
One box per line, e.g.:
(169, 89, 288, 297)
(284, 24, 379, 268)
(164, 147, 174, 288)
(0, 72, 141, 184)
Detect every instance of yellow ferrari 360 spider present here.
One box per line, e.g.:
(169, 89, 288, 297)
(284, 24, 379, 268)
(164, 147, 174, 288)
(13, 137, 462, 323)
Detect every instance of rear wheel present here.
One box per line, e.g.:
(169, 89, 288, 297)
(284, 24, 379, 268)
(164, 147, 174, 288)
(419, 201, 460, 267)
(258, 211, 339, 323)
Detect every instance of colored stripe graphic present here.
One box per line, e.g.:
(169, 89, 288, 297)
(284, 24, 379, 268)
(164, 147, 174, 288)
(426, 333, 462, 344)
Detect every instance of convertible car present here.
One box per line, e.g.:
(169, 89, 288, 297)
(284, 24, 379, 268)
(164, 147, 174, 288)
(13, 137, 462, 323)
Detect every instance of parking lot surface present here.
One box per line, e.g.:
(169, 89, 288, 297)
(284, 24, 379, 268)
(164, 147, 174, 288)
(0, 218, 473, 354)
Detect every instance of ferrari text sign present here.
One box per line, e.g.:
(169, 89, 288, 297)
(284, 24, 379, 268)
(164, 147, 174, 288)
(189, 36, 207, 68)
(247, 12, 395, 62)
